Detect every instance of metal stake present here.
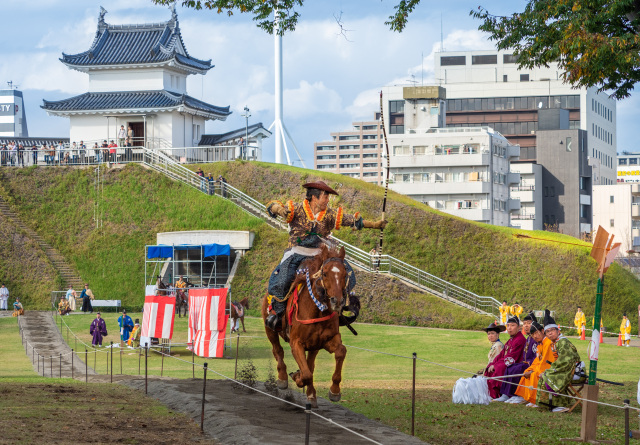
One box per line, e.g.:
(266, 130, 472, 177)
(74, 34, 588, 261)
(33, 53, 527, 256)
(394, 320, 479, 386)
(50, 356, 52, 378)
(305, 402, 311, 445)
(59, 353, 62, 378)
(625, 399, 630, 445)
(120, 347, 122, 375)
(138, 347, 141, 375)
(234, 333, 240, 380)
(110, 342, 113, 383)
(85, 349, 88, 383)
(145, 346, 148, 394)
(412, 352, 417, 436)
(71, 350, 74, 380)
(161, 350, 164, 377)
(201, 363, 208, 432)
(192, 348, 195, 379)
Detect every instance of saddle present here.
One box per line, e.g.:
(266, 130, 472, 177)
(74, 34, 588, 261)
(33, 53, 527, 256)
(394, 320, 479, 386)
(232, 302, 244, 318)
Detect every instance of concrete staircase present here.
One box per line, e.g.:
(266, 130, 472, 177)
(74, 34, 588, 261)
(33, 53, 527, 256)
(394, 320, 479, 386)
(0, 197, 84, 289)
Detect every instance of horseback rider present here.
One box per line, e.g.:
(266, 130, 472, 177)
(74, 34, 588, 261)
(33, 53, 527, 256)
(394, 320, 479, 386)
(175, 276, 187, 289)
(264, 180, 386, 331)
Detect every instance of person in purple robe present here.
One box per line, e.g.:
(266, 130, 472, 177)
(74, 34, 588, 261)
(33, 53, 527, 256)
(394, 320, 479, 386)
(90, 312, 108, 346)
(484, 314, 526, 400)
(500, 311, 539, 403)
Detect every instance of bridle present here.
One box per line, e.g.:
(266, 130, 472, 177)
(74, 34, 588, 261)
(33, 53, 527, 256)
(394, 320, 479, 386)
(313, 257, 349, 310)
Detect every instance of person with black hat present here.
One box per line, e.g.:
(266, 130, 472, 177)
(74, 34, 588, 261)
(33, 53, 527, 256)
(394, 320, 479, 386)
(514, 320, 558, 407)
(263, 180, 387, 331)
(536, 309, 581, 412)
(480, 322, 505, 373)
(502, 312, 539, 403)
(485, 314, 526, 401)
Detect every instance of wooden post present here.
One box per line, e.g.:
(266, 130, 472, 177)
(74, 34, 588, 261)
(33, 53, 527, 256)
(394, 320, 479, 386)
(50, 356, 52, 378)
(59, 353, 62, 378)
(145, 346, 148, 395)
(201, 362, 208, 432)
(192, 348, 195, 379)
(120, 347, 122, 375)
(138, 347, 141, 375)
(161, 350, 164, 377)
(85, 349, 88, 383)
(110, 342, 113, 383)
(580, 384, 599, 442)
(625, 399, 630, 445)
(411, 352, 417, 436)
(234, 333, 240, 380)
(71, 349, 74, 380)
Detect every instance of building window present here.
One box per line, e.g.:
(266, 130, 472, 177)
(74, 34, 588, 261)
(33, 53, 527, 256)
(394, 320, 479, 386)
(544, 187, 549, 197)
(566, 137, 572, 152)
(339, 135, 359, 141)
(393, 145, 411, 156)
(390, 125, 404, 134)
(472, 54, 498, 65)
(631, 158, 638, 165)
(550, 187, 555, 197)
(520, 74, 530, 82)
(610, 219, 615, 227)
(503, 75, 508, 82)
(316, 155, 336, 160)
(503, 54, 518, 63)
(389, 100, 405, 113)
(316, 164, 336, 169)
(610, 195, 614, 203)
(619, 158, 627, 165)
(440, 55, 466, 66)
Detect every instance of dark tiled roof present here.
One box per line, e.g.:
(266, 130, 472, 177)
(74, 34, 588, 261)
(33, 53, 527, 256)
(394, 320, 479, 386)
(0, 137, 69, 147)
(199, 123, 271, 145)
(41, 90, 231, 118)
(61, 10, 211, 72)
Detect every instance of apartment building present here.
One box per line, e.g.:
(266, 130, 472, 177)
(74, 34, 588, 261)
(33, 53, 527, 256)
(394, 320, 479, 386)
(593, 184, 640, 254)
(381, 85, 520, 226)
(617, 152, 640, 183)
(314, 120, 383, 184)
(434, 50, 616, 185)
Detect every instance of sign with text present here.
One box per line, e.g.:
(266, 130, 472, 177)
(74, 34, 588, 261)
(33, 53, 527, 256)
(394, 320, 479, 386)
(0, 104, 16, 116)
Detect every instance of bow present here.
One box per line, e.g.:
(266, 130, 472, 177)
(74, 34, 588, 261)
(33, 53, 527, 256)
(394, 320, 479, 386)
(369, 91, 391, 301)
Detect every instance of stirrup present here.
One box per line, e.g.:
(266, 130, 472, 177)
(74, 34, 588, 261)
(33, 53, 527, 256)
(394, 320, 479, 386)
(265, 313, 282, 331)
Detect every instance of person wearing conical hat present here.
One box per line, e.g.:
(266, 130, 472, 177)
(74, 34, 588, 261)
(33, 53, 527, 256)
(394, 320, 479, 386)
(480, 323, 505, 373)
(536, 309, 581, 413)
(620, 314, 631, 347)
(514, 320, 558, 407)
(484, 315, 526, 401)
(264, 181, 387, 331)
(499, 301, 510, 325)
(502, 312, 539, 404)
(574, 307, 586, 339)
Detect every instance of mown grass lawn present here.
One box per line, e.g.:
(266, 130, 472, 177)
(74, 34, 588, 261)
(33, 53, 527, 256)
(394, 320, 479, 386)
(47, 312, 640, 444)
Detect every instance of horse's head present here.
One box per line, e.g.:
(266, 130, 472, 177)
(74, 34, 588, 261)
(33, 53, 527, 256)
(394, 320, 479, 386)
(316, 245, 348, 312)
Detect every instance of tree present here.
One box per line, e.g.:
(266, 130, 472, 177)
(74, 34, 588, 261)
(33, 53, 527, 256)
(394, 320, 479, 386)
(152, 0, 420, 35)
(471, 0, 640, 99)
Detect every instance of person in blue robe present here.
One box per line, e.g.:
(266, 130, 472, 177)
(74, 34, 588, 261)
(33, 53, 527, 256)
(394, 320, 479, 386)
(118, 310, 134, 343)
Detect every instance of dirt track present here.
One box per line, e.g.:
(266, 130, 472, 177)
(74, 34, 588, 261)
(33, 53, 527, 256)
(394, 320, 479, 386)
(18, 311, 426, 444)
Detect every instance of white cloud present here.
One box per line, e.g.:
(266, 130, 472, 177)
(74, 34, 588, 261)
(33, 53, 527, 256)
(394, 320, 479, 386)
(0, 52, 88, 94)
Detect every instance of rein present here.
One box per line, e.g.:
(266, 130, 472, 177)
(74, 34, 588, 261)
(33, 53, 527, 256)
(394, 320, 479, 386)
(290, 258, 346, 325)
(290, 286, 337, 325)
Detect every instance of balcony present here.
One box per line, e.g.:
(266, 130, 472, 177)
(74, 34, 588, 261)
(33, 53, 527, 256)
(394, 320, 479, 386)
(508, 198, 521, 212)
(633, 204, 640, 219)
(633, 228, 640, 239)
(633, 184, 640, 196)
(579, 194, 591, 206)
(511, 213, 535, 220)
(389, 153, 490, 168)
(507, 172, 521, 185)
(446, 207, 493, 222)
(507, 145, 521, 159)
(390, 181, 490, 196)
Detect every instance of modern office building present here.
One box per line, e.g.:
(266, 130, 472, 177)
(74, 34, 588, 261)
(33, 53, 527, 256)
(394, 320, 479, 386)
(592, 183, 640, 254)
(434, 50, 617, 185)
(617, 152, 640, 183)
(0, 88, 28, 138)
(381, 85, 520, 226)
(313, 119, 383, 184)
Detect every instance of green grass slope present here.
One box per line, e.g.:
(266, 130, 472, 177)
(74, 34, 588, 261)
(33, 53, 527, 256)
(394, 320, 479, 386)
(195, 161, 640, 331)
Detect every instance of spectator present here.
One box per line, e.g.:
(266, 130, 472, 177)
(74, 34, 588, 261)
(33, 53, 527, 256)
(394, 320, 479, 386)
(48, 144, 55, 165)
(12, 297, 24, 317)
(17, 144, 24, 167)
(101, 140, 109, 163)
(79, 140, 86, 164)
(80, 283, 94, 313)
(124, 137, 132, 161)
(93, 142, 100, 163)
(90, 312, 108, 346)
(196, 167, 204, 177)
(118, 310, 134, 345)
(218, 175, 227, 198)
(31, 144, 38, 166)
(65, 284, 77, 312)
(0, 284, 9, 310)
(108, 140, 117, 164)
(9, 141, 17, 166)
(127, 319, 141, 348)
(1, 143, 7, 166)
(117, 125, 126, 147)
(207, 172, 215, 195)
(63, 150, 70, 165)
(58, 296, 71, 316)
(70, 142, 78, 164)
(57, 141, 65, 165)
(127, 125, 134, 145)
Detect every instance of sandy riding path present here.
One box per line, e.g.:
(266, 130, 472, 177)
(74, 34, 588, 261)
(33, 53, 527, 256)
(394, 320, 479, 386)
(18, 311, 427, 444)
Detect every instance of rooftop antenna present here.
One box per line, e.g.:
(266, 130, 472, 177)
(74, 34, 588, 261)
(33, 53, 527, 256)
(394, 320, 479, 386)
(7, 81, 19, 90)
(268, 10, 307, 168)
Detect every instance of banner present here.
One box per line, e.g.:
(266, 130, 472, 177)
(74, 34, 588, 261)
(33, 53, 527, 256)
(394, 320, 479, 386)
(188, 288, 228, 358)
(141, 295, 176, 340)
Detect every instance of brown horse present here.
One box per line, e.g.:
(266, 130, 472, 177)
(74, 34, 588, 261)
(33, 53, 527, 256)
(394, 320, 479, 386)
(262, 244, 349, 408)
(231, 297, 249, 333)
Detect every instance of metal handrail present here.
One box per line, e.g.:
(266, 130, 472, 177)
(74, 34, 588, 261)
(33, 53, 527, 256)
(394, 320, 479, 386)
(138, 146, 500, 316)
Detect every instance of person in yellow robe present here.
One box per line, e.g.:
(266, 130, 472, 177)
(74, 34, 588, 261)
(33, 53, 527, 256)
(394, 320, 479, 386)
(127, 319, 141, 348)
(514, 321, 558, 407)
(499, 301, 511, 325)
(574, 307, 586, 338)
(175, 276, 187, 289)
(510, 303, 523, 319)
(620, 314, 631, 347)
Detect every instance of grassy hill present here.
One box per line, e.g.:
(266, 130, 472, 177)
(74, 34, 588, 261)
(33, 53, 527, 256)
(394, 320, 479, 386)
(0, 161, 638, 332)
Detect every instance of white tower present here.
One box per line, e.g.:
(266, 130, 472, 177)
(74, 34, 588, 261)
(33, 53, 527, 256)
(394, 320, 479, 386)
(269, 13, 306, 167)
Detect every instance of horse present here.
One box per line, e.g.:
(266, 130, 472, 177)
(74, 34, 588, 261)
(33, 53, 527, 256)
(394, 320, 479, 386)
(231, 297, 249, 333)
(175, 288, 188, 318)
(262, 244, 352, 408)
(156, 276, 169, 296)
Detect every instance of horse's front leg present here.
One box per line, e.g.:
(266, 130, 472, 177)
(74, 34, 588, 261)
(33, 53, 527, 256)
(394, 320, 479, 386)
(240, 316, 246, 333)
(324, 334, 346, 402)
(289, 340, 313, 389)
(305, 349, 319, 408)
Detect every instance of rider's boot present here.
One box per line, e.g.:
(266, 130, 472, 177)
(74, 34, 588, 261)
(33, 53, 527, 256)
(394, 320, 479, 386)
(265, 299, 286, 331)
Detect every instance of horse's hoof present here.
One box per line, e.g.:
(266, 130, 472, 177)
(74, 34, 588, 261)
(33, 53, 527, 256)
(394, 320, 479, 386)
(328, 391, 341, 402)
(277, 379, 288, 390)
(308, 397, 318, 409)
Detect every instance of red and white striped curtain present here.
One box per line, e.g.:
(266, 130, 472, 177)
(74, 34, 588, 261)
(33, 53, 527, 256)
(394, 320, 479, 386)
(188, 288, 228, 358)
(141, 295, 176, 339)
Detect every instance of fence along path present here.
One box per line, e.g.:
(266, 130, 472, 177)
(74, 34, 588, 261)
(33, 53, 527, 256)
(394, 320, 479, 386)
(140, 148, 500, 317)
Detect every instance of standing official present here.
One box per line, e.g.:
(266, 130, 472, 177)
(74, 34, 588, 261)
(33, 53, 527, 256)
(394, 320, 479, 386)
(0, 284, 8, 310)
(620, 314, 631, 347)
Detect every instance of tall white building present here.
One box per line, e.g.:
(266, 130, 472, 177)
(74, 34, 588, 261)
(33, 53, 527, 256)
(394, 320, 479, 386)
(434, 50, 617, 185)
(592, 184, 640, 254)
(0, 89, 28, 138)
(382, 85, 520, 226)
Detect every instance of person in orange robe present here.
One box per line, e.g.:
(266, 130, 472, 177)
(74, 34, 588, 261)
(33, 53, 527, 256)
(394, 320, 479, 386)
(514, 320, 558, 407)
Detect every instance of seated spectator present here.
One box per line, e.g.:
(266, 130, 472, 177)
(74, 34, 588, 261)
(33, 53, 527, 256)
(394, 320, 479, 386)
(90, 312, 108, 347)
(12, 297, 24, 317)
(58, 297, 71, 316)
(127, 319, 141, 348)
(536, 310, 581, 413)
(501, 312, 539, 404)
(479, 322, 504, 374)
(515, 321, 558, 407)
(485, 315, 526, 401)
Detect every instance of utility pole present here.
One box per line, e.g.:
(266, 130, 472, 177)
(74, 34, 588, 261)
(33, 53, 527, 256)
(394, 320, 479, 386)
(241, 106, 251, 160)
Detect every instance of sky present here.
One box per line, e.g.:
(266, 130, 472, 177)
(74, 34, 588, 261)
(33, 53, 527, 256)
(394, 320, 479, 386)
(1, 0, 638, 165)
